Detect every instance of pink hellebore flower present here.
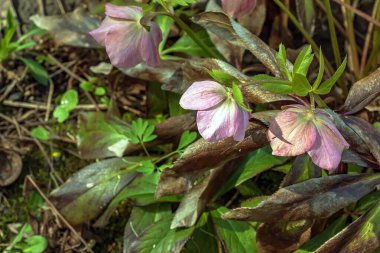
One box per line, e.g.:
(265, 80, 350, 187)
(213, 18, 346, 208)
(180, 81, 250, 142)
(268, 105, 349, 170)
(221, 0, 257, 18)
(90, 4, 162, 68)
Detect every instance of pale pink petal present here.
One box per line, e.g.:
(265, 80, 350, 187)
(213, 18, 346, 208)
(105, 4, 142, 20)
(308, 121, 349, 170)
(140, 23, 162, 67)
(221, 0, 257, 18)
(104, 23, 143, 68)
(180, 81, 227, 110)
(89, 17, 116, 45)
(268, 110, 317, 156)
(233, 109, 250, 141)
(197, 99, 242, 141)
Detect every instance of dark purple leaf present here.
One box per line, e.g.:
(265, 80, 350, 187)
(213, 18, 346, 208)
(343, 67, 380, 114)
(223, 174, 380, 222)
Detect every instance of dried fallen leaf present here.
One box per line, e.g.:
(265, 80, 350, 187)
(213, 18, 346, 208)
(0, 150, 22, 186)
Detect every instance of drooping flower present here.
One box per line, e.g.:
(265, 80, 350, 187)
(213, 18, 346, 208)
(90, 4, 162, 68)
(268, 105, 349, 170)
(180, 81, 250, 142)
(221, 0, 257, 19)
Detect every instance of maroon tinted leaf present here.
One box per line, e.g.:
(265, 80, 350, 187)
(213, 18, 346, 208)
(192, 12, 281, 77)
(50, 158, 139, 225)
(343, 67, 380, 114)
(120, 61, 181, 86)
(30, 8, 101, 48)
(171, 159, 241, 229)
(78, 112, 131, 159)
(315, 202, 380, 253)
(280, 154, 321, 187)
(257, 220, 312, 253)
(156, 122, 269, 198)
(342, 115, 380, 165)
(223, 174, 380, 222)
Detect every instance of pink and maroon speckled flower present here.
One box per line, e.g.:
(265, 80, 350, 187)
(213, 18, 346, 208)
(90, 4, 162, 68)
(268, 105, 349, 170)
(221, 0, 257, 18)
(180, 81, 250, 142)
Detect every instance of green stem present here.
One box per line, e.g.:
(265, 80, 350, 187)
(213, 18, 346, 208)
(159, 12, 224, 60)
(343, 0, 360, 79)
(313, 93, 328, 108)
(324, 0, 342, 67)
(140, 140, 150, 158)
(250, 79, 292, 85)
(310, 93, 315, 110)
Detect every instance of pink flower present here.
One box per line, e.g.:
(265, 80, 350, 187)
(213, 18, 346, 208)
(90, 4, 162, 68)
(180, 81, 250, 142)
(268, 105, 349, 170)
(221, 0, 257, 18)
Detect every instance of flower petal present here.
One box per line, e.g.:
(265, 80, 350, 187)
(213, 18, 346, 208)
(221, 0, 256, 18)
(105, 4, 142, 20)
(233, 109, 250, 141)
(180, 81, 227, 110)
(140, 23, 162, 67)
(196, 99, 243, 141)
(104, 22, 144, 68)
(308, 120, 349, 170)
(268, 110, 317, 156)
(89, 17, 115, 45)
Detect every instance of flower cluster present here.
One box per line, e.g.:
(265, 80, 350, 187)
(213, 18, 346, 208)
(180, 81, 250, 142)
(90, 4, 162, 68)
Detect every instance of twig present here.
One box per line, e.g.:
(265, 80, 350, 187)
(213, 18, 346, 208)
(47, 54, 100, 111)
(2, 100, 107, 111)
(45, 79, 54, 121)
(55, 0, 66, 14)
(0, 68, 27, 103)
(25, 176, 95, 253)
(333, 0, 380, 28)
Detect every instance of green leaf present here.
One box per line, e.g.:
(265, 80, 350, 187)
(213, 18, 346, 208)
(251, 74, 284, 82)
(276, 44, 292, 80)
(232, 83, 251, 112)
(23, 235, 48, 253)
(157, 15, 174, 53)
(128, 118, 157, 144)
(136, 160, 156, 175)
(31, 127, 50, 141)
(60, 89, 78, 110)
(79, 81, 94, 92)
(53, 106, 69, 123)
(211, 207, 258, 253)
(217, 146, 288, 196)
(17, 27, 46, 43)
(209, 69, 238, 85)
(314, 57, 347, 95)
(355, 190, 380, 214)
(297, 216, 347, 252)
(18, 57, 48, 86)
(123, 204, 172, 252)
(177, 130, 197, 151)
(292, 73, 312, 96)
(374, 122, 380, 131)
(260, 83, 293, 94)
(312, 48, 325, 89)
(293, 45, 314, 76)
(94, 87, 106, 96)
